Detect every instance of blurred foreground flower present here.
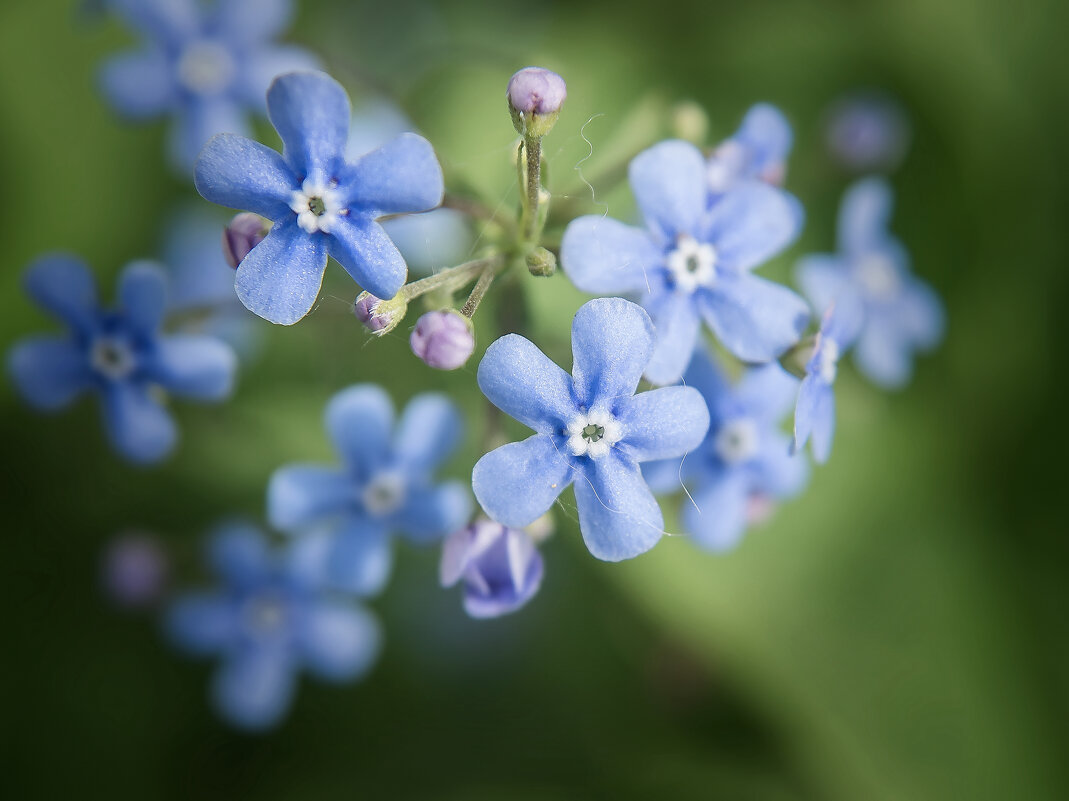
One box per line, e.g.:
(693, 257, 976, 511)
(440, 520, 543, 618)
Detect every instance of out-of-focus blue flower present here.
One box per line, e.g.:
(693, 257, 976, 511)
(645, 351, 808, 551)
(825, 92, 911, 172)
(440, 520, 543, 618)
(166, 522, 381, 731)
(707, 103, 793, 194)
(100, 0, 320, 170)
(796, 177, 945, 389)
(472, 298, 710, 562)
(268, 385, 471, 595)
(7, 256, 237, 464)
(345, 98, 471, 274)
(101, 533, 169, 608)
(562, 140, 810, 384)
(793, 303, 862, 463)
(194, 71, 445, 325)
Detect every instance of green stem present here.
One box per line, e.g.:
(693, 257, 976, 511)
(518, 135, 545, 246)
(399, 257, 495, 302)
(460, 264, 497, 318)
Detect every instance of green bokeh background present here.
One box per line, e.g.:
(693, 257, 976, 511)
(2, 0, 1067, 798)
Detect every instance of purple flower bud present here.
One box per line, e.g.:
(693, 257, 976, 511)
(353, 290, 407, 336)
(440, 520, 543, 618)
(507, 67, 567, 137)
(222, 213, 269, 268)
(410, 310, 475, 370)
(825, 92, 911, 172)
(100, 533, 168, 609)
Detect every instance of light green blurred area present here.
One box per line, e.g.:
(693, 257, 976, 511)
(1, 1, 1067, 799)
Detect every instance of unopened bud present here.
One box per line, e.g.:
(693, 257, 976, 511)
(507, 67, 567, 138)
(353, 291, 408, 336)
(100, 533, 168, 609)
(222, 213, 269, 268)
(526, 246, 557, 277)
(410, 309, 475, 370)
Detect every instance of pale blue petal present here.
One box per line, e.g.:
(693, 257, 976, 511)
(118, 261, 168, 337)
(234, 219, 327, 325)
(393, 393, 462, 472)
(345, 99, 410, 160)
(207, 521, 271, 587)
(463, 528, 544, 619)
(680, 347, 731, 414)
(838, 177, 894, 257)
(268, 465, 353, 531)
(703, 183, 802, 272)
(700, 274, 810, 362)
(326, 216, 407, 301)
(616, 386, 709, 463)
(342, 133, 443, 215)
(146, 335, 236, 399)
(237, 45, 322, 108)
(98, 48, 174, 118)
(327, 517, 392, 596)
(754, 432, 809, 498)
(163, 207, 235, 310)
(472, 435, 574, 528)
(795, 254, 851, 314)
(298, 602, 381, 682)
(902, 278, 946, 350)
(735, 363, 800, 423)
(854, 322, 912, 389)
(24, 255, 97, 332)
(574, 454, 663, 561)
(629, 140, 708, 240)
(170, 98, 251, 172)
(641, 456, 689, 495)
(683, 470, 749, 551)
(102, 382, 177, 463)
(643, 292, 701, 386)
(325, 384, 394, 476)
(395, 482, 471, 544)
(736, 103, 792, 176)
(382, 209, 471, 274)
(215, 0, 293, 44)
(477, 334, 576, 433)
(267, 71, 350, 179)
(194, 133, 296, 219)
(793, 375, 835, 463)
(571, 298, 654, 408)
(8, 337, 92, 410)
(560, 215, 662, 294)
(110, 0, 199, 43)
(212, 651, 296, 731)
(165, 593, 234, 655)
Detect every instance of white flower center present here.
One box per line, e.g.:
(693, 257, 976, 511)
(817, 338, 841, 384)
(361, 472, 406, 517)
(856, 253, 900, 299)
(566, 410, 623, 459)
(714, 417, 759, 464)
(241, 593, 288, 638)
(666, 235, 717, 294)
(89, 336, 136, 380)
(176, 40, 236, 96)
(290, 178, 347, 234)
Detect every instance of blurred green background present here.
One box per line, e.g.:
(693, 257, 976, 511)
(2, 0, 1068, 798)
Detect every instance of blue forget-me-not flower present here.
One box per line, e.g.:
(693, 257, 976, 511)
(194, 70, 445, 325)
(8, 256, 237, 464)
(561, 140, 810, 384)
(796, 177, 944, 389)
(100, 0, 319, 170)
(472, 298, 710, 562)
(707, 103, 793, 194)
(268, 385, 471, 595)
(440, 520, 544, 619)
(645, 351, 808, 551)
(166, 522, 381, 731)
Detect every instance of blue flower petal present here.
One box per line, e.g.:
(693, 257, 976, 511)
(8, 336, 92, 410)
(393, 393, 462, 473)
(146, 335, 236, 400)
(382, 209, 471, 275)
(853, 321, 912, 389)
(616, 386, 709, 463)
(643, 292, 701, 386)
(680, 347, 731, 415)
(326, 517, 393, 596)
(573, 454, 664, 561)
(472, 435, 573, 527)
(629, 140, 708, 240)
(793, 375, 835, 463)
(753, 432, 809, 498)
(902, 278, 946, 350)
(234, 218, 328, 325)
(641, 456, 687, 495)
(736, 103, 792, 176)
(838, 177, 893, 257)
(109, 0, 199, 44)
(570, 297, 654, 408)
(194, 133, 296, 219)
(102, 382, 177, 464)
(170, 98, 252, 172)
(163, 208, 237, 310)
(24, 255, 97, 332)
(98, 48, 174, 118)
(326, 216, 407, 301)
(700, 273, 810, 362)
(682, 469, 749, 551)
(297, 602, 381, 682)
(166, 593, 234, 655)
(477, 334, 576, 433)
(267, 71, 350, 179)
(215, 0, 293, 44)
(208, 521, 272, 587)
(795, 254, 851, 314)
(342, 132, 443, 215)
(735, 363, 800, 424)
(212, 651, 296, 731)
(268, 465, 353, 531)
(560, 215, 662, 294)
(704, 183, 802, 272)
(395, 481, 471, 544)
(118, 261, 168, 337)
(238, 45, 322, 108)
(325, 384, 394, 477)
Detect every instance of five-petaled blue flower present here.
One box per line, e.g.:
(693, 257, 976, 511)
(796, 177, 945, 388)
(645, 350, 808, 551)
(472, 298, 710, 562)
(268, 385, 472, 595)
(793, 302, 862, 463)
(166, 522, 381, 731)
(7, 256, 237, 464)
(440, 520, 544, 619)
(707, 103, 793, 195)
(561, 140, 810, 385)
(100, 0, 319, 170)
(194, 70, 445, 325)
